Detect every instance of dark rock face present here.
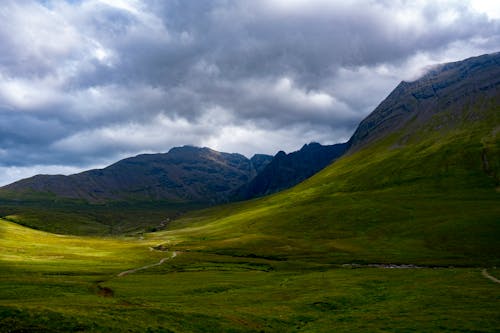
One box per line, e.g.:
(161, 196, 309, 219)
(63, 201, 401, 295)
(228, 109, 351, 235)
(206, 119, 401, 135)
(3, 146, 272, 203)
(250, 154, 273, 174)
(348, 52, 500, 151)
(235, 142, 348, 200)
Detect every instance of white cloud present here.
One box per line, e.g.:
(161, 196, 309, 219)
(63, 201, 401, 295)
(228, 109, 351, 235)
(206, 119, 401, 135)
(202, 122, 349, 157)
(50, 113, 216, 157)
(273, 77, 334, 109)
(96, 0, 142, 15)
(237, 77, 357, 123)
(0, 74, 65, 111)
(470, 0, 500, 19)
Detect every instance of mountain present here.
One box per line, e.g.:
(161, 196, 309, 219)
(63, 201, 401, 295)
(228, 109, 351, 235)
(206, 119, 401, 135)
(1, 139, 349, 205)
(235, 142, 348, 200)
(161, 52, 500, 267)
(349, 52, 500, 152)
(2, 146, 272, 204)
(234, 52, 498, 202)
(249, 154, 274, 173)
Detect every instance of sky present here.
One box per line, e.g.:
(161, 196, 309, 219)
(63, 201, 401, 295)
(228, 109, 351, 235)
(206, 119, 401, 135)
(0, 0, 499, 186)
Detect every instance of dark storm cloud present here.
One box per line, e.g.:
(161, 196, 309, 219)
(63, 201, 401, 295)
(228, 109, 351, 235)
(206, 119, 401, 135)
(0, 0, 499, 184)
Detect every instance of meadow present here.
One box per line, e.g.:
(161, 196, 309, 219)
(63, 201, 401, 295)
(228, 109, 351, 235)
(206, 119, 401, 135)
(1, 219, 500, 332)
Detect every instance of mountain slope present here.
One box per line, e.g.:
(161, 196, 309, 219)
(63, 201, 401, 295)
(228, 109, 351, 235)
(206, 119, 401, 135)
(2, 146, 270, 204)
(349, 52, 500, 152)
(0, 146, 273, 234)
(249, 154, 273, 174)
(158, 52, 500, 266)
(235, 142, 348, 200)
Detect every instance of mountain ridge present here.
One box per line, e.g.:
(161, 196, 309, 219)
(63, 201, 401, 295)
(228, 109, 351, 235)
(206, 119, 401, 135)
(2, 145, 272, 204)
(235, 142, 348, 200)
(348, 52, 500, 152)
(1, 141, 351, 205)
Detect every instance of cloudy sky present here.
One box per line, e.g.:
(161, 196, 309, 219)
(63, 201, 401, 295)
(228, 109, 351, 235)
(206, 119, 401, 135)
(0, 0, 499, 185)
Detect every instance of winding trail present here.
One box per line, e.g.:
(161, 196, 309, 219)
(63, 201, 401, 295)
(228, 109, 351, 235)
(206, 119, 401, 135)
(482, 269, 500, 284)
(117, 251, 177, 277)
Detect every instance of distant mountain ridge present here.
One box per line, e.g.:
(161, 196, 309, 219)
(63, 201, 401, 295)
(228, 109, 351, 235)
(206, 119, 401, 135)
(235, 142, 348, 200)
(1, 141, 347, 204)
(2, 146, 273, 203)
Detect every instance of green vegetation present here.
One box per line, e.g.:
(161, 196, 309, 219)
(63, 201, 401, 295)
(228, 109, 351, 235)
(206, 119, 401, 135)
(0, 198, 204, 236)
(1, 220, 499, 332)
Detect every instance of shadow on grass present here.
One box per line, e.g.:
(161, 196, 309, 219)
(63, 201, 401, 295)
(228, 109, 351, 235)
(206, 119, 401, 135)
(0, 198, 206, 236)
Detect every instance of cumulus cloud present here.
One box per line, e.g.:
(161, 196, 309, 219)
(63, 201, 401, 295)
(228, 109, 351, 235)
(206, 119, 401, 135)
(0, 0, 499, 185)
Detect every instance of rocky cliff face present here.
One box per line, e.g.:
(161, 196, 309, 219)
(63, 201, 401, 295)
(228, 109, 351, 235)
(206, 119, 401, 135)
(235, 142, 348, 200)
(250, 154, 273, 174)
(348, 52, 500, 151)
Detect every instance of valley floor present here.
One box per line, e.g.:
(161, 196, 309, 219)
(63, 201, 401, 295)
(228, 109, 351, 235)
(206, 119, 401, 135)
(0, 220, 499, 333)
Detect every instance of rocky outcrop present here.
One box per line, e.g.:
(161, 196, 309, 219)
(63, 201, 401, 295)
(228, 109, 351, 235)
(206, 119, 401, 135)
(235, 142, 348, 200)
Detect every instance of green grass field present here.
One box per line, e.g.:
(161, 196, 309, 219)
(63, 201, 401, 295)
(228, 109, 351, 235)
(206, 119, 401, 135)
(0, 198, 204, 236)
(1, 219, 499, 332)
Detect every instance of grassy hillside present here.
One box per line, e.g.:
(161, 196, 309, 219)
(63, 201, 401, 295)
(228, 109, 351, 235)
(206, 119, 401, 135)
(154, 100, 500, 267)
(0, 196, 204, 236)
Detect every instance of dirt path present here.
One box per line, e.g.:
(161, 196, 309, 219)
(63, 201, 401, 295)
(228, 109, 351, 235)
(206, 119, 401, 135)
(482, 269, 500, 284)
(117, 251, 177, 277)
(342, 263, 423, 269)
